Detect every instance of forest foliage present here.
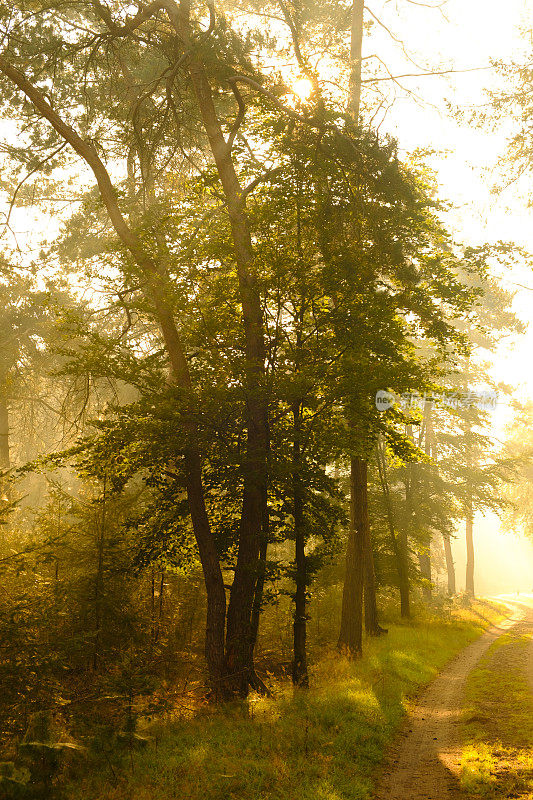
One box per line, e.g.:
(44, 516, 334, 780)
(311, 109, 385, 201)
(0, 0, 532, 796)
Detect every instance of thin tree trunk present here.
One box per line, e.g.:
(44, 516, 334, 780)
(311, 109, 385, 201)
(421, 406, 433, 598)
(376, 441, 410, 618)
(465, 418, 475, 597)
(362, 465, 386, 635)
(443, 533, 456, 595)
(463, 356, 475, 598)
(427, 403, 456, 596)
(93, 476, 107, 671)
(338, 456, 365, 656)
(407, 423, 431, 601)
(465, 503, 475, 596)
(292, 403, 308, 686)
(339, 0, 381, 647)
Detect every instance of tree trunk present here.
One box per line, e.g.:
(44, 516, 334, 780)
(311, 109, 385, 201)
(361, 459, 386, 636)
(338, 456, 365, 656)
(417, 548, 432, 601)
(175, 13, 270, 694)
(407, 423, 431, 602)
(443, 533, 456, 595)
(93, 476, 107, 671)
(246, 484, 271, 695)
(348, 0, 364, 119)
(465, 413, 475, 597)
(465, 504, 475, 597)
(292, 404, 308, 686)
(376, 441, 410, 618)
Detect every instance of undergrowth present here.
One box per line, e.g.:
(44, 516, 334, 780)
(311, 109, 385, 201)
(62, 598, 506, 800)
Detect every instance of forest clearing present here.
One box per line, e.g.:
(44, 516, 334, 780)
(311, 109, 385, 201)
(2, 0, 533, 798)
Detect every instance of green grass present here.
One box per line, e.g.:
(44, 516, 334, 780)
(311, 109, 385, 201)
(65, 599, 506, 800)
(461, 627, 533, 797)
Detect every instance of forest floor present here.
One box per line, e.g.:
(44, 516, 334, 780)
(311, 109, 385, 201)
(60, 597, 515, 800)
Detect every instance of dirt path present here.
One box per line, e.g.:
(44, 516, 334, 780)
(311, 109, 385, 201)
(373, 603, 527, 800)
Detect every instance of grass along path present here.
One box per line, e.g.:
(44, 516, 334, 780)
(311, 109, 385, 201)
(63, 599, 507, 800)
(461, 602, 533, 798)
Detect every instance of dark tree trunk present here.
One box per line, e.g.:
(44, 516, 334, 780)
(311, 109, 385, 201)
(338, 456, 365, 656)
(397, 530, 411, 618)
(174, 7, 269, 695)
(443, 534, 456, 595)
(292, 404, 308, 686)
(249, 530, 267, 654)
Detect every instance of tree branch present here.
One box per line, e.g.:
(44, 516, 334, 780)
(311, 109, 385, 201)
(225, 78, 246, 155)
(0, 55, 191, 384)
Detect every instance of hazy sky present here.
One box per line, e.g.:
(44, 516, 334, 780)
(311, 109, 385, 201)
(369, 0, 533, 591)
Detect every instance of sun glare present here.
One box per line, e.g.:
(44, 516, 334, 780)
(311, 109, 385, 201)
(292, 77, 313, 103)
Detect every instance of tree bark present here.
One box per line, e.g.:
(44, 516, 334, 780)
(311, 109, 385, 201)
(292, 403, 308, 686)
(338, 456, 365, 656)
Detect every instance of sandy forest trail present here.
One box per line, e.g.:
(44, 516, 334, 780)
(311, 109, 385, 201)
(373, 600, 533, 800)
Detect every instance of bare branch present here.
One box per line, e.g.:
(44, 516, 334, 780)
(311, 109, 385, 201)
(242, 166, 283, 199)
(362, 65, 492, 84)
(225, 79, 246, 155)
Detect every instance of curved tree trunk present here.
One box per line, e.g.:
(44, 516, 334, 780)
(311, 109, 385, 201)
(0, 57, 228, 694)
